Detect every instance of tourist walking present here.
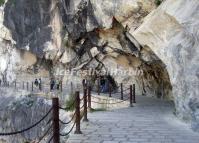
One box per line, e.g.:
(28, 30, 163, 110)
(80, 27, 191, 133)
(50, 78, 55, 91)
(38, 78, 42, 91)
(34, 79, 39, 87)
(82, 79, 87, 88)
(56, 79, 60, 90)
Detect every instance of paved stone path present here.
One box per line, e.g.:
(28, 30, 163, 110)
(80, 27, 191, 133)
(67, 95, 199, 143)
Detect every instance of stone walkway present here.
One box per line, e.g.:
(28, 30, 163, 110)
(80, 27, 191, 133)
(67, 95, 199, 143)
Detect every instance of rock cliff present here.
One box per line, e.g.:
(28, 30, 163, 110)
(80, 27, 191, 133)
(133, 0, 199, 131)
(0, 0, 198, 133)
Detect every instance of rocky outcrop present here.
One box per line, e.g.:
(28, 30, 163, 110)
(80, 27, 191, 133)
(1, 0, 165, 97)
(133, 0, 199, 131)
(3, 0, 62, 58)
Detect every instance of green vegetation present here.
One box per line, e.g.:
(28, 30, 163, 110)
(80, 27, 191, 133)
(65, 93, 76, 111)
(155, 0, 163, 6)
(0, 0, 5, 6)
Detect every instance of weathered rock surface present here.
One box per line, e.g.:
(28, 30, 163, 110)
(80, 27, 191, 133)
(133, 0, 199, 131)
(0, 88, 52, 143)
(1, 0, 163, 97)
(0, 0, 198, 133)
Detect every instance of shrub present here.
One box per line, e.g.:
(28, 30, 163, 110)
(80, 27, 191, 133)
(65, 93, 76, 111)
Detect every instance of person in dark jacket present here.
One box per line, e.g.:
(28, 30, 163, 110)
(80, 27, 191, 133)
(34, 79, 39, 87)
(50, 78, 55, 91)
(56, 79, 61, 90)
(38, 78, 42, 91)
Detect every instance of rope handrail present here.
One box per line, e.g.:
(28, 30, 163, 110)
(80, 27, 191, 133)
(112, 92, 122, 95)
(37, 124, 52, 143)
(80, 104, 84, 110)
(123, 85, 130, 89)
(0, 107, 53, 136)
(123, 93, 130, 97)
(111, 91, 121, 94)
(123, 88, 130, 92)
(91, 94, 129, 101)
(59, 111, 76, 125)
(46, 119, 52, 126)
(80, 97, 84, 101)
(48, 135, 53, 143)
(59, 121, 76, 136)
(91, 95, 109, 100)
(59, 100, 76, 110)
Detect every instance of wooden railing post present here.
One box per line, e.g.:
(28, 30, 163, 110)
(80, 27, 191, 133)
(32, 82, 34, 91)
(83, 88, 88, 122)
(82, 79, 85, 89)
(27, 82, 29, 90)
(60, 81, 62, 92)
(88, 86, 92, 111)
(52, 97, 60, 143)
(39, 82, 42, 91)
(120, 83, 123, 100)
(15, 81, 16, 89)
(130, 85, 133, 107)
(74, 91, 82, 134)
(71, 82, 73, 94)
(23, 82, 24, 89)
(133, 84, 136, 103)
(109, 83, 112, 97)
(97, 78, 100, 95)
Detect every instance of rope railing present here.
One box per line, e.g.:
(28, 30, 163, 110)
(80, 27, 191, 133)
(0, 107, 52, 136)
(80, 97, 84, 101)
(48, 136, 53, 143)
(59, 100, 76, 111)
(37, 125, 53, 143)
(88, 83, 136, 108)
(80, 104, 84, 110)
(91, 95, 110, 100)
(0, 80, 68, 93)
(91, 97, 130, 105)
(46, 119, 52, 125)
(123, 88, 130, 92)
(59, 111, 76, 125)
(0, 79, 136, 143)
(59, 122, 76, 137)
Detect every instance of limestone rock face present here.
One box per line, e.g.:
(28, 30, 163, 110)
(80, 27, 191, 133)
(0, 0, 171, 100)
(3, 0, 63, 58)
(0, 0, 198, 133)
(0, 0, 156, 81)
(133, 0, 199, 131)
